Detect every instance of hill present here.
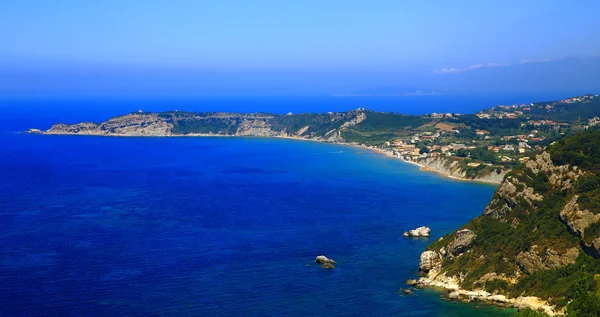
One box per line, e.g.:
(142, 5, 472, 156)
(417, 130, 600, 315)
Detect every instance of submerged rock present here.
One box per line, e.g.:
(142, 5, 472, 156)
(404, 226, 431, 237)
(315, 255, 336, 269)
(406, 279, 418, 286)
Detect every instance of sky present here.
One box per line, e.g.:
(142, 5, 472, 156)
(1, 0, 600, 97)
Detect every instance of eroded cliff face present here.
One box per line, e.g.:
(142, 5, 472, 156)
(46, 114, 175, 136)
(416, 156, 508, 184)
(43, 111, 367, 142)
(416, 149, 599, 315)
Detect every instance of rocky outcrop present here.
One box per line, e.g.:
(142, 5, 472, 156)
(445, 229, 477, 257)
(516, 246, 579, 274)
(483, 176, 543, 221)
(404, 226, 431, 237)
(525, 152, 583, 190)
(419, 250, 441, 273)
(416, 276, 556, 316)
(46, 113, 174, 136)
(418, 229, 476, 274)
(315, 255, 336, 269)
(560, 195, 600, 238)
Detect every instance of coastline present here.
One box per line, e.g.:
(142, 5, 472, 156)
(39, 130, 504, 185)
(417, 275, 557, 316)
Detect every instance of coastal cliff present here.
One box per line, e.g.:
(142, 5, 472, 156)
(417, 131, 600, 315)
(416, 156, 508, 184)
(44, 111, 366, 142)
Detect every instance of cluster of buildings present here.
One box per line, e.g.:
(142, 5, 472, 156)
(430, 112, 461, 119)
(476, 111, 523, 119)
(526, 119, 567, 128)
(586, 117, 600, 129)
(560, 95, 597, 103)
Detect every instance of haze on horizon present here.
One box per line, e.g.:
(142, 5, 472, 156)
(2, 0, 600, 98)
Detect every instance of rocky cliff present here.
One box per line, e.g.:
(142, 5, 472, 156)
(416, 156, 508, 184)
(416, 131, 600, 315)
(44, 111, 367, 142)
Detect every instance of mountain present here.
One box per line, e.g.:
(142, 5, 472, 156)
(417, 130, 600, 315)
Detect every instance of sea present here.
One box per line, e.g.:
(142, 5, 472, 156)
(0, 95, 554, 316)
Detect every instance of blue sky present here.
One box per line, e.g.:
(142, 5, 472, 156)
(2, 0, 600, 97)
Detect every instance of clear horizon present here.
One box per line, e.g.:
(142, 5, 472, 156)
(2, 1, 600, 98)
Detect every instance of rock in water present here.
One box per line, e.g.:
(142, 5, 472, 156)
(404, 226, 431, 237)
(315, 255, 336, 269)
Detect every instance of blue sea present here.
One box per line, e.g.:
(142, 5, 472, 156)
(0, 97, 523, 316)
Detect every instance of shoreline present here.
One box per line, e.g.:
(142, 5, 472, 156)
(417, 275, 557, 316)
(38, 131, 504, 185)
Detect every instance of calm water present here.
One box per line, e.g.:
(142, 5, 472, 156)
(0, 101, 517, 316)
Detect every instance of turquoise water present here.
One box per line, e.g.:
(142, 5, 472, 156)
(0, 131, 515, 316)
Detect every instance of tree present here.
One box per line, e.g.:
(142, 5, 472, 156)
(513, 308, 549, 317)
(456, 148, 469, 157)
(565, 268, 600, 317)
(419, 146, 430, 154)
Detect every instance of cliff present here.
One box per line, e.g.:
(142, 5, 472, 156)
(416, 156, 508, 184)
(417, 131, 600, 315)
(44, 111, 368, 142)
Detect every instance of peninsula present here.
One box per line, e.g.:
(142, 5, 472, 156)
(35, 94, 600, 184)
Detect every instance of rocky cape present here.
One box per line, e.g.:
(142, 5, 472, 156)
(36, 110, 506, 184)
(416, 131, 600, 315)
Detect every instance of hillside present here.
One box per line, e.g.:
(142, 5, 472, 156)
(417, 130, 600, 315)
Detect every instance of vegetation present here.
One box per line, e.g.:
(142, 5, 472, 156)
(427, 130, 600, 309)
(549, 130, 600, 171)
(513, 308, 549, 317)
(564, 270, 600, 316)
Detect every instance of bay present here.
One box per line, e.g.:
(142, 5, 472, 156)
(0, 131, 513, 316)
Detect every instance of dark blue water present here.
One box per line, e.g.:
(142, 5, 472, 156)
(0, 102, 517, 316)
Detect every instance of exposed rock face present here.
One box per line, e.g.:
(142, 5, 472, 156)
(419, 250, 441, 273)
(482, 153, 585, 223)
(315, 255, 336, 269)
(42, 110, 369, 142)
(525, 152, 584, 189)
(560, 195, 600, 238)
(46, 114, 175, 136)
(416, 156, 508, 184)
(516, 246, 579, 274)
(483, 176, 543, 221)
(446, 229, 477, 257)
(404, 226, 431, 237)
